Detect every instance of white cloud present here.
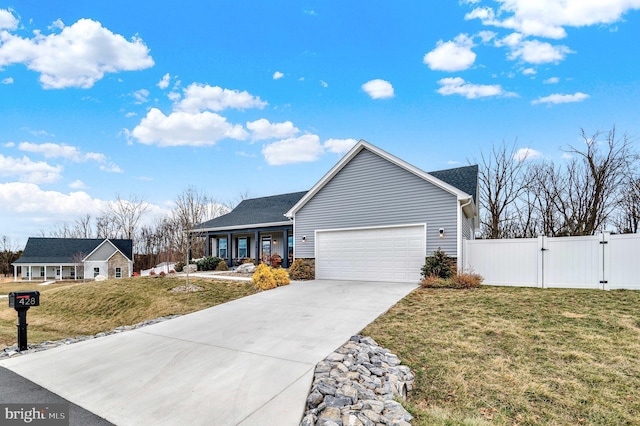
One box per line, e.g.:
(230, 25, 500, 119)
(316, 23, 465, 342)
(532, 92, 590, 105)
(69, 179, 86, 189)
(423, 34, 477, 72)
(131, 108, 248, 147)
(0, 154, 63, 183)
(246, 118, 299, 141)
(175, 83, 268, 113)
(0, 182, 106, 215)
(125, 112, 137, 118)
(464, 0, 640, 39)
(273, 71, 284, 80)
(132, 89, 150, 104)
(2, 77, 13, 84)
(324, 138, 358, 154)
(436, 77, 515, 99)
(362, 79, 394, 99)
(544, 77, 560, 84)
(320, 80, 328, 88)
(99, 163, 124, 173)
(17, 142, 107, 163)
(157, 73, 171, 89)
(513, 147, 542, 161)
(522, 67, 536, 75)
(0, 8, 18, 30)
(262, 134, 324, 165)
(506, 38, 573, 64)
(0, 17, 154, 89)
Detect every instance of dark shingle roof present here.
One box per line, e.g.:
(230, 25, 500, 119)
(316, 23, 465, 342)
(193, 191, 307, 231)
(429, 164, 479, 203)
(13, 238, 133, 264)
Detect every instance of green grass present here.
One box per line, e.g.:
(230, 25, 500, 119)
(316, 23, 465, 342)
(362, 287, 640, 426)
(0, 276, 255, 348)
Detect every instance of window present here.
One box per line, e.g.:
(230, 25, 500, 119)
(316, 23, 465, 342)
(115, 267, 122, 278)
(94, 267, 100, 277)
(40, 267, 45, 277)
(238, 238, 248, 258)
(218, 238, 227, 258)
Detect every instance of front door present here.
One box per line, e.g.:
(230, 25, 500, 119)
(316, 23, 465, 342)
(262, 237, 271, 263)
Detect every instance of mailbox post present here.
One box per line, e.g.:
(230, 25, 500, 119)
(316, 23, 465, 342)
(8, 291, 40, 351)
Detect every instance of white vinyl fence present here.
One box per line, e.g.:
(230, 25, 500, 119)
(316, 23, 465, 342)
(463, 233, 640, 290)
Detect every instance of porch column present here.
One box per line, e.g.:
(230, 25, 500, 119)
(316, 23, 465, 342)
(227, 233, 232, 266)
(13, 264, 17, 282)
(282, 228, 289, 268)
(28, 265, 32, 282)
(254, 231, 260, 263)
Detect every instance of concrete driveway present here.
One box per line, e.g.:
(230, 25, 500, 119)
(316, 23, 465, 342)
(0, 280, 416, 426)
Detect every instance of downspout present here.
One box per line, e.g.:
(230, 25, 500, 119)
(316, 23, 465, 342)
(458, 197, 474, 273)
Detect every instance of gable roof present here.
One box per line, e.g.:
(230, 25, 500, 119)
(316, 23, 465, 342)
(13, 238, 133, 264)
(286, 140, 478, 218)
(191, 191, 306, 232)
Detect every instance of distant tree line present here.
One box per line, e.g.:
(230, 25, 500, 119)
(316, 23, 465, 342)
(33, 187, 242, 272)
(478, 127, 640, 239)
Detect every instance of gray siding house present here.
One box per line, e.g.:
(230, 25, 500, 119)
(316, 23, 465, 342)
(191, 140, 478, 282)
(13, 238, 134, 281)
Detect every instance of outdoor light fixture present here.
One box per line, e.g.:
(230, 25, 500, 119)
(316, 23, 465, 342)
(302, 235, 307, 243)
(439, 228, 445, 238)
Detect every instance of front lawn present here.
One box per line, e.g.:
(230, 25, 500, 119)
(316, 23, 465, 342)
(363, 286, 640, 425)
(0, 276, 255, 348)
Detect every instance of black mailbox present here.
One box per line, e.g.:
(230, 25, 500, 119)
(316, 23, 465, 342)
(8, 290, 40, 351)
(9, 291, 40, 308)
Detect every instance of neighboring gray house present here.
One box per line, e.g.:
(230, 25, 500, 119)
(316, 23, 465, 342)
(12, 238, 134, 281)
(192, 140, 478, 282)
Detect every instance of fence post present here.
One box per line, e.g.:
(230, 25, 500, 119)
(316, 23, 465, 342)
(601, 232, 611, 291)
(537, 235, 545, 288)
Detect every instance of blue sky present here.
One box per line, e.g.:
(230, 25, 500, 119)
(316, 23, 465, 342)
(1, 1, 640, 245)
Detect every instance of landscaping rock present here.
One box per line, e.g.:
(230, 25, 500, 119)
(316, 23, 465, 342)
(300, 335, 415, 425)
(236, 263, 256, 273)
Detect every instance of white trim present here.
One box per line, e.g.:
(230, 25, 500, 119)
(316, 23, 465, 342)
(84, 239, 132, 262)
(190, 221, 292, 233)
(286, 140, 473, 218)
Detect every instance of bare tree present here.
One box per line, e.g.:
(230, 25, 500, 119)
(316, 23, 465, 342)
(102, 194, 149, 240)
(613, 175, 640, 234)
(477, 141, 530, 238)
(73, 214, 94, 238)
(557, 127, 637, 235)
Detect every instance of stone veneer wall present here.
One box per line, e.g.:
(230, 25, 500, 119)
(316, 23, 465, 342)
(108, 252, 130, 278)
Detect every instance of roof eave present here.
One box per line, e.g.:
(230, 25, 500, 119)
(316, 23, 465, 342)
(189, 220, 293, 234)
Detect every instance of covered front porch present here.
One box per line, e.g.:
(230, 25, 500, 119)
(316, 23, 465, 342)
(202, 225, 294, 268)
(13, 264, 83, 281)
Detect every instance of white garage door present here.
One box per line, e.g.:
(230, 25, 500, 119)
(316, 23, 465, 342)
(316, 224, 426, 283)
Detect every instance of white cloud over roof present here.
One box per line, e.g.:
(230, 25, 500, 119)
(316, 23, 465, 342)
(262, 134, 324, 165)
(246, 119, 299, 141)
(132, 108, 248, 147)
